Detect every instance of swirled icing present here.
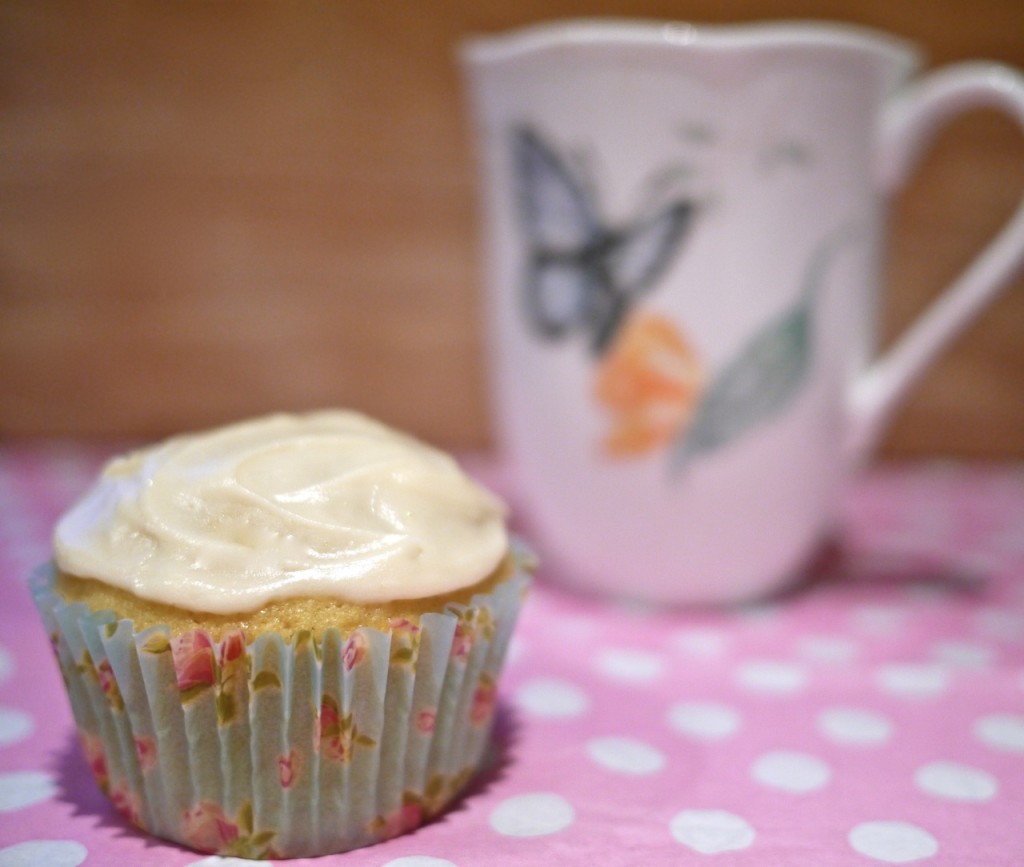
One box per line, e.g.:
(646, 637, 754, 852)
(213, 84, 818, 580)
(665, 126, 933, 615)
(53, 411, 508, 612)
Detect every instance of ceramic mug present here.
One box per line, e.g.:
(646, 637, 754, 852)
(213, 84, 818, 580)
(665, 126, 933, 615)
(460, 20, 1024, 604)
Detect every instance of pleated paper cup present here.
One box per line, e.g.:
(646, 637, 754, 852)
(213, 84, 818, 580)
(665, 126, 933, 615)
(31, 547, 532, 859)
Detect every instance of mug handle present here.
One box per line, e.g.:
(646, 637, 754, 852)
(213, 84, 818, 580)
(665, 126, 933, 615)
(845, 62, 1024, 463)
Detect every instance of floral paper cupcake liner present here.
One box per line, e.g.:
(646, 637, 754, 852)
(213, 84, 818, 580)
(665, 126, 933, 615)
(32, 548, 532, 859)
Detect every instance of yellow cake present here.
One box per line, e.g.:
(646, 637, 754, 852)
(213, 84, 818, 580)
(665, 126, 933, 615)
(52, 555, 515, 641)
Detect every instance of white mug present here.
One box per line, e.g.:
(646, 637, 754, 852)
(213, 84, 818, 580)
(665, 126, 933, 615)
(460, 20, 1024, 604)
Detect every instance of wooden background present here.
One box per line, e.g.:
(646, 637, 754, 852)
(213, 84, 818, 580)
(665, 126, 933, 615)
(1, 1, 1022, 456)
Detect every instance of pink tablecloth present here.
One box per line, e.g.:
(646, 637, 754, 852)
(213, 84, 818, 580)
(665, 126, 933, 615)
(0, 444, 1022, 866)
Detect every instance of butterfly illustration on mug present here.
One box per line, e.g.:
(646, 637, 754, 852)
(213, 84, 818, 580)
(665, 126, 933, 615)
(511, 126, 700, 356)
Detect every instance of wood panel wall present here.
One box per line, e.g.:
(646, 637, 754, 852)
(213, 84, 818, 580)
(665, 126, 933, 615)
(1, 1, 1022, 456)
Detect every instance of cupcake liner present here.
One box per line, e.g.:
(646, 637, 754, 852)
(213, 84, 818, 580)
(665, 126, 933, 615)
(32, 546, 532, 860)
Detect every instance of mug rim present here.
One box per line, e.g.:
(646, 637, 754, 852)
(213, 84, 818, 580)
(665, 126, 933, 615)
(460, 18, 922, 70)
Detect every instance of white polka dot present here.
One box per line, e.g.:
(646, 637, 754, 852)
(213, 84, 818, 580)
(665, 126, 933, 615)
(670, 628, 728, 658)
(489, 793, 574, 837)
(914, 761, 998, 802)
(586, 736, 665, 775)
(667, 702, 742, 741)
(797, 635, 858, 665)
(187, 859, 274, 867)
(515, 678, 589, 719)
(930, 640, 993, 668)
(0, 647, 12, 684)
(848, 820, 939, 863)
(0, 841, 88, 867)
(0, 708, 34, 746)
(876, 664, 948, 699)
(381, 858, 457, 867)
(595, 648, 666, 683)
(0, 772, 57, 812)
(735, 660, 807, 694)
(973, 714, 1024, 752)
(817, 707, 893, 746)
(750, 750, 831, 793)
(669, 809, 756, 854)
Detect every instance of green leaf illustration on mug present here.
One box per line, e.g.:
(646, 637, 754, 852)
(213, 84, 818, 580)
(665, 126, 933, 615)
(672, 299, 811, 468)
(671, 228, 857, 472)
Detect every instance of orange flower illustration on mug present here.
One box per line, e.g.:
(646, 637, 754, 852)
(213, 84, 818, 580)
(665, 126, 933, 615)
(594, 312, 705, 456)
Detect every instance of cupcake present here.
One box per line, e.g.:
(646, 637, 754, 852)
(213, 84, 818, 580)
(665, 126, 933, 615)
(32, 410, 532, 859)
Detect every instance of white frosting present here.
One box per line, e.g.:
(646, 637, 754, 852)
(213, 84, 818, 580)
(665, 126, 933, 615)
(54, 411, 508, 612)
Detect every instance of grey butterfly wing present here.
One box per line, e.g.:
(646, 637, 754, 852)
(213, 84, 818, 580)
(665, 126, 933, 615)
(586, 201, 697, 354)
(525, 254, 600, 339)
(514, 127, 600, 251)
(513, 127, 604, 338)
(605, 201, 696, 297)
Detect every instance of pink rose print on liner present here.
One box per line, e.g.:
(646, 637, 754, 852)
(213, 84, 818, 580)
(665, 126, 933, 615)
(449, 608, 495, 663)
(318, 694, 376, 763)
(342, 632, 368, 672)
(278, 749, 299, 788)
(111, 782, 143, 827)
(451, 623, 473, 661)
(181, 800, 277, 858)
(215, 629, 249, 725)
(218, 630, 246, 667)
(96, 658, 123, 709)
(181, 801, 240, 854)
(416, 709, 437, 734)
(389, 618, 422, 666)
(79, 730, 109, 791)
(134, 735, 157, 772)
(171, 630, 216, 692)
(319, 697, 343, 757)
(471, 674, 497, 725)
(373, 801, 424, 841)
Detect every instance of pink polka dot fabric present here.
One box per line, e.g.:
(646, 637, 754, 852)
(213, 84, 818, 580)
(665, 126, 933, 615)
(1, 446, 1023, 865)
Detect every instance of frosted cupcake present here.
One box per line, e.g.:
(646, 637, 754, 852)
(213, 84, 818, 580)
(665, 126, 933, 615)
(32, 410, 531, 859)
